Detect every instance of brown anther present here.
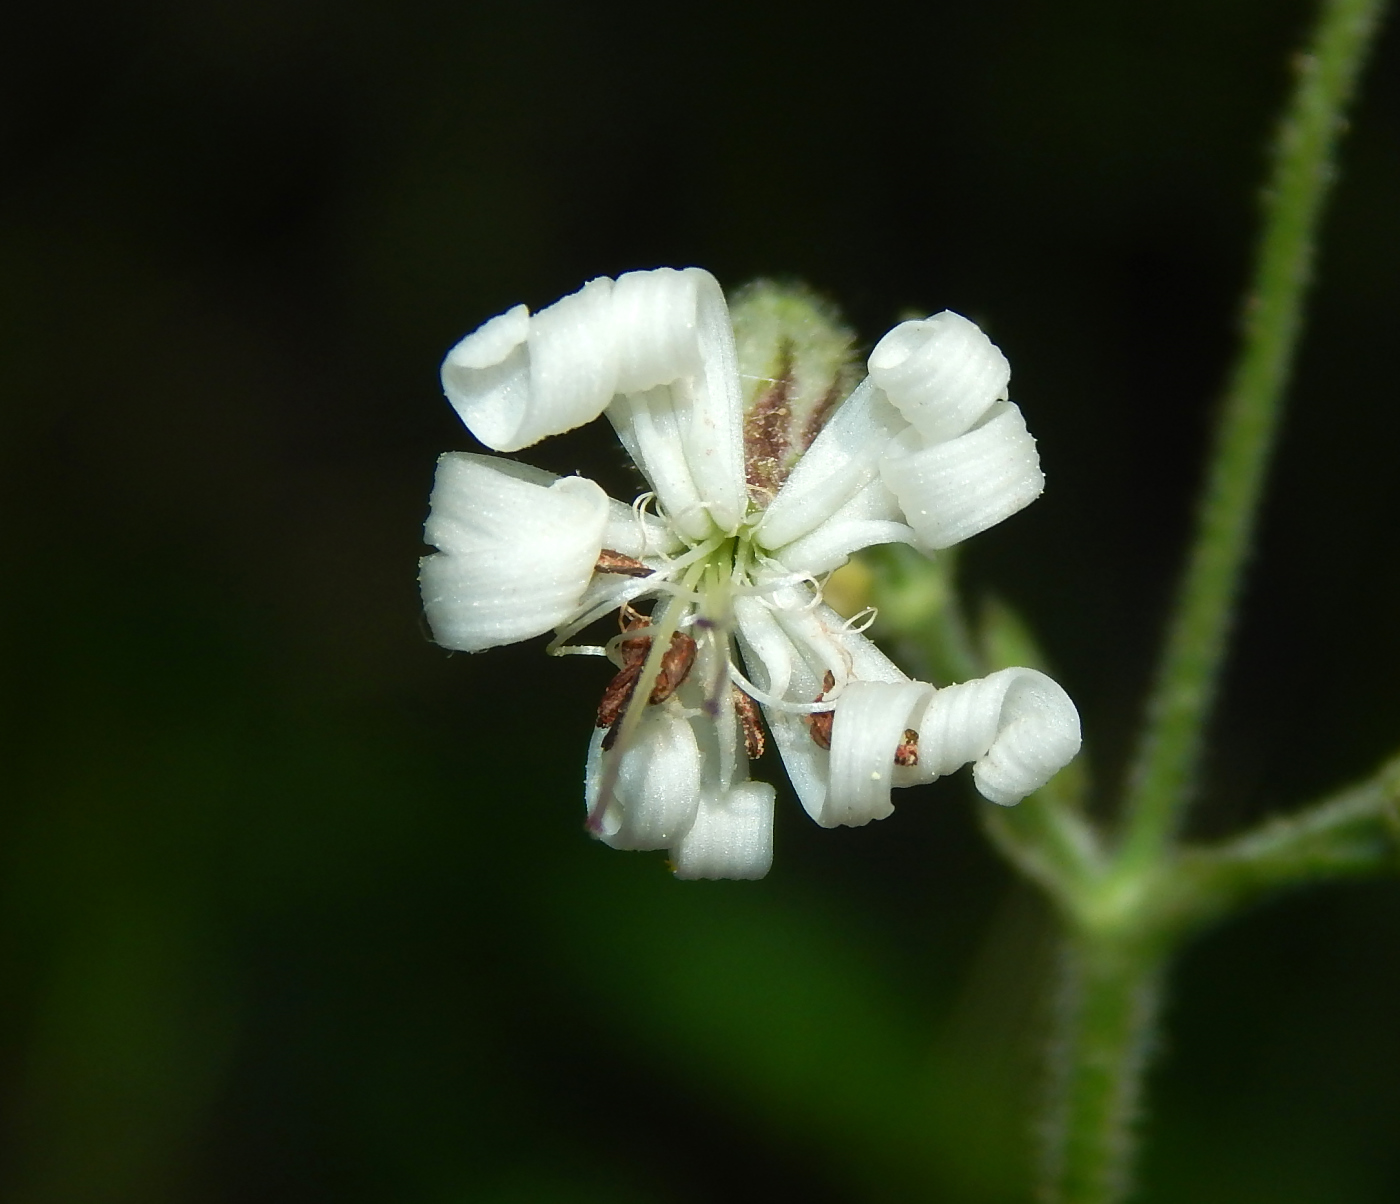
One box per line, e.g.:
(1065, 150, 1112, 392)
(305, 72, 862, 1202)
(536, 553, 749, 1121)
(650, 630, 698, 706)
(732, 687, 766, 760)
(596, 662, 642, 742)
(594, 548, 654, 578)
(894, 729, 920, 768)
(803, 670, 836, 751)
(596, 613, 698, 751)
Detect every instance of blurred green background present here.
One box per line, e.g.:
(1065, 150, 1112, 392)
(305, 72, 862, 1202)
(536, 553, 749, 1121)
(3, 1, 1399, 1200)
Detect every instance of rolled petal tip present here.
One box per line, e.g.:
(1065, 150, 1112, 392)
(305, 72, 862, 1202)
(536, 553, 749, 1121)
(880, 402, 1043, 550)
(671, 783, 776, 880)
(868, 311, 1010, 444)
(420, 453, 609, 652)
(585, 712, 703, 851)
(442, 278, 619, 453)
(917, 667, 1081, 806)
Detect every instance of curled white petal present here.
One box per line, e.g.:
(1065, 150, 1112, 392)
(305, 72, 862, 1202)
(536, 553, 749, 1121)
(733, 595, 797, 702)
(824, 680, 935, 828)
(867, 311, 1009, 444)
(732, 604, 829, 824)
(420, 453, 608, 652)
(442, 278, 619, 453)
(770, 476, 919, 576)
(879, 402, 1043, 550)
(608, 387, 714, 542)
(677, 268, 747, 534)
(818, 599, 907, 684)
(605, 268, 746, 539)
(671, 782, 775, 880)
(611, 267, 705, 392)
(585, 709, 703, 849)
(914, 667, 1081, 805)
(757, 380, 909, 551)
(748, 608, 914, 827)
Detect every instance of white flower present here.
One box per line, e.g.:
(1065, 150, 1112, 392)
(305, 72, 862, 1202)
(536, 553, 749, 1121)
(421, 268, 1080, 879)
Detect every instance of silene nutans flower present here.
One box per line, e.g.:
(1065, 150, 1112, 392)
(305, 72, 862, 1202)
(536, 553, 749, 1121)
(421, 267, 1081, 879)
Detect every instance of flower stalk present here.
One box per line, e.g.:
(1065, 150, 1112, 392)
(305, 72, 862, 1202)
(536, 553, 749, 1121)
(862, 3, 1392, 1196)
(1038, 939, 1165, 1204)
(1117, 0, 1390, 879)
(1042, 0, 1390, 1198)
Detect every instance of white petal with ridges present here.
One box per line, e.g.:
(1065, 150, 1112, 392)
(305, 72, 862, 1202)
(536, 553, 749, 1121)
(757, 380, 910, 551)
(824, 680, 935, 827)
(868, 311, 1009, 444)
(603, 268, 745, 539)
(672, 782, 775, 880)
(524, 277, 621, 444)
(677, 268, 747, 533)
(913, 667, 1081, 805)
(880, 402, 1043, 550)
(612, 267, 704, 394)
(442, 278, 619, 453)
(420, 452, 608, 652)
(771, 477, 919, 575)
(608, 386, 713, 541)
(585, 709, 703, 850)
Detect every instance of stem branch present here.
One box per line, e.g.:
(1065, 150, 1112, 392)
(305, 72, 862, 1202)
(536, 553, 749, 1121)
(1118, 0, 1388, 875)
(1168, 752, 1400, 929)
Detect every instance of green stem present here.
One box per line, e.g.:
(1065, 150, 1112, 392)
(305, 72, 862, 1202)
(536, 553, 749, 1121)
(1118, 0, 1388, 876)
(1166, 753, 1400, 931)
(1038, 756, 1398, 1203)
(1039, 939, 1165, 1204)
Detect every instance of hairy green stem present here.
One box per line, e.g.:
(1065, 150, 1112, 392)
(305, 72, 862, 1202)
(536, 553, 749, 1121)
(1039, 941, 1165, 1204)
(1167, 754, 1400, 930)
(1037, 756, 1398, 1203)
(1118, 0, 1388, 876)
(1033, 4, 1390, 1200)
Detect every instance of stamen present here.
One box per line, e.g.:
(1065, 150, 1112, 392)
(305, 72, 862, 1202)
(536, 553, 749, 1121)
(842, 606, 878, 634)
(732, 686, 766, 760)
(597, 661, 644, 747)
(804, 671, 837, 750)
(630, 492, 664, 559)
(895, 729, 920, 767)
(594, 618, 697, 750)
(550, 644, 608, 658)
(548, 576, 661, 651)
(725, 662, 837, 715)
(589, 561, 707, 833)
(594, 548, 654, 578)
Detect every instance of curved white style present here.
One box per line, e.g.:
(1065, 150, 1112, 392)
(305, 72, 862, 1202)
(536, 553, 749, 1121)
(422, 268, 1080, 879)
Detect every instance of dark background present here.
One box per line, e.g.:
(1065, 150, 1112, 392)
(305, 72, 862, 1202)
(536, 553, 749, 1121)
(3, 1, 1399, 1201)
